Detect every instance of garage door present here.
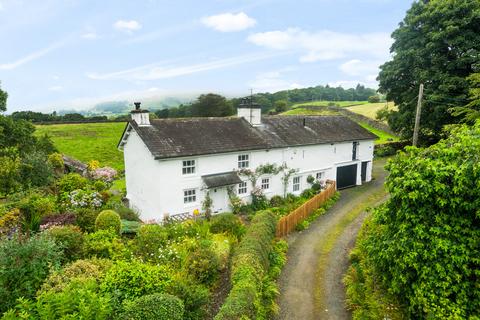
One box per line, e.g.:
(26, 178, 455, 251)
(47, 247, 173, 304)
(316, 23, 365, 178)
(336, 164, 357, 189)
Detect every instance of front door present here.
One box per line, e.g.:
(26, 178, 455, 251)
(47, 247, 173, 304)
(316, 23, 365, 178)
(209, 187, 229, 214)
(361, 161, 368, 182)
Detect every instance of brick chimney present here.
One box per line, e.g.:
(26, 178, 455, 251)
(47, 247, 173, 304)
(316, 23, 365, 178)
(130, 102, 150, 126)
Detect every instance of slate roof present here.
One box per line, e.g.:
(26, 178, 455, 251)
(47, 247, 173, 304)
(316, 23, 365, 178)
(121, 115, 377, 159)
(202, 171, 243, 188)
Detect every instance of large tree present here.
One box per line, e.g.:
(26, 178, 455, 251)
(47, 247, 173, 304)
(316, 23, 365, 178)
(0, 82, 7, 112)
(191, 93, 234, 117)
(378, 0, 480, 144)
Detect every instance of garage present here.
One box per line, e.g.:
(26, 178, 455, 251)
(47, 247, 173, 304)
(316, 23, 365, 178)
(336, 164, 357, 189)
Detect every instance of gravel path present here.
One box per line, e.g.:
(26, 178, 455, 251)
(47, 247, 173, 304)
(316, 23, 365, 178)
(276, 159, 388, 320)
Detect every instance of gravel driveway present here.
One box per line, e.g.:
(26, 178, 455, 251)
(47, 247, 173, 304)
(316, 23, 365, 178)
(276, 159, 388, 320)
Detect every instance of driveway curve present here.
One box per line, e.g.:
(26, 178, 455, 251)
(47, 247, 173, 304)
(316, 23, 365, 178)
(276, 158, 388, 320)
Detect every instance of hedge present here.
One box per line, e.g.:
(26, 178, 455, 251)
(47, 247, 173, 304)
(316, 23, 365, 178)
(214, 210, 277, 320)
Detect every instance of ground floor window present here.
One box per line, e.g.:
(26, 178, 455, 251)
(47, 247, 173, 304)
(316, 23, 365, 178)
(183, 189, 196, 204)
(261, 178, 270, 190)
(238, 181, 247, 194)
(316, 171, 325, 181)
(293, 176, 301, 192)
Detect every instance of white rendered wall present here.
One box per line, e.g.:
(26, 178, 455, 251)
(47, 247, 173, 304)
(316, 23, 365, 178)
(123, 128, 375, 222)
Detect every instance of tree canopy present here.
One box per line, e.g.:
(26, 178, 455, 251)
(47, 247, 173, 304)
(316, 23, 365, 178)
(0, 83, 7, 113)
(378, 0, 480, 145)
(363, 122, 480, 318)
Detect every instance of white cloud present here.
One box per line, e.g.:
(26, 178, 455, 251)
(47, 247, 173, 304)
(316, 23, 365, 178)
(87, 52, 278, 81)
(48, 85, 63, 91)
(248, 28, 392, 62)
(339, 59, 381, 76)
(249, 69, 303, 93)
(113, 20, 142, 34)
(82, 32, 99, 39)
(0, 40, 66, 70)
(201, 12, 256, 32)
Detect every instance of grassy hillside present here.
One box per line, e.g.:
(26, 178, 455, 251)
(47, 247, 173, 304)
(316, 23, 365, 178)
(35, 122, 126, 171)
(281, 108, 339, 116)
(345, 102, 397, 121)
(291, 100, 368, 108)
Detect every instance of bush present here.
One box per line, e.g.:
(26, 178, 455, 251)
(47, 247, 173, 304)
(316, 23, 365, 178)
(184, 240, 221, 285)
(215, 210, 277, 320)
(19, 151, 54, 188)
(93, 179, 107, 191)
(40, 212, 76, 230)
(95, 210, 121, 234)
(210, 213, 245, 239)
(57, 173, 88, 193)
(121, 293, 184, 320)
(269, 195, 285, 207)
(84, 229, 129, 260)
(169, 277, 210, 320)
(0, 208, 20, 237)
(4, 278, 113, 320)
(46, 225, 84, 262)
(18, 192, 56, 232)
(100, 260, 174, 311)
(134, 223, 168, 262)
(47, 152, 64, 171)
(121, 219, 141, 235)
(75, 207, 99, 232)
(40, 258, 113, 293)
(300, 188, 316, 199)
(0, 234, 62, 313)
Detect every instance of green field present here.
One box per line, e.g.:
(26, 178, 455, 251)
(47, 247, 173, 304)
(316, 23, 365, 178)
(346, 102, 397, 121)
(291, 100, 368, 108)
(357, 122, 399, 144)
(281, 108, 339, 116)
(35, 122, 127, 171)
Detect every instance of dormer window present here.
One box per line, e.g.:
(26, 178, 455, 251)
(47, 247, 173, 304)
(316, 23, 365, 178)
(238, 154, 249, 168)
(182, 160, 196, 175)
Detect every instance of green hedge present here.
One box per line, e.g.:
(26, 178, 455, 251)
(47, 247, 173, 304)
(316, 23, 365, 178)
(121, 293, 184, 320)
(214, 210, 277, 320)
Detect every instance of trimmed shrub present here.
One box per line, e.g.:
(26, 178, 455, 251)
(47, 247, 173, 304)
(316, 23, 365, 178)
(210, 213, 245, 239)
(75, 207, 98, 232)
(100, 260, 174, 312)
(269, 195, 285, 207)
(121, 293, 184, 320)
(0, 234, 62, 313)
(215, 210, 277, 320)
(95, 210, 121, 234)
(47, 225, 84, 262)
(93, 179, 107, 192)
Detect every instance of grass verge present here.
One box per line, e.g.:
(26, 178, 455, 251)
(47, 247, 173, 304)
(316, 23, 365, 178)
(313, 187, 388, 315)
(357, 122, 399, 144)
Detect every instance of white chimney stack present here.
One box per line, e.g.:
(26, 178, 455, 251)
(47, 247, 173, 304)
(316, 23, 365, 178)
(131, 102, 150, 126)
(237, 98, 262, 126)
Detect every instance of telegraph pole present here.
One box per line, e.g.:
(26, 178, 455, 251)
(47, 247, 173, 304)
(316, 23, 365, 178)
(412, 83, 424, 147)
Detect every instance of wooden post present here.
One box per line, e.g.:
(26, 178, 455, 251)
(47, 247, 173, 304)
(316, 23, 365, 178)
(413, 83, 424, 147)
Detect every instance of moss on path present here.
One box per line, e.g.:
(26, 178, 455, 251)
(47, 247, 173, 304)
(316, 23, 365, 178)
(276, 159, 388, 320)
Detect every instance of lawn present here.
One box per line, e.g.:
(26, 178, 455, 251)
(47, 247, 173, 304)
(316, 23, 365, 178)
(357, 122, 399, 144)
(345, 102, 397, 121)
(291, 100, 368, 108)
(35, 122, 127, 171)
(281, 108, 339, 116)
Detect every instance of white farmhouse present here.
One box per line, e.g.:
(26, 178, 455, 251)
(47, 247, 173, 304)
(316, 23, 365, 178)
(118, 102, 377, 222)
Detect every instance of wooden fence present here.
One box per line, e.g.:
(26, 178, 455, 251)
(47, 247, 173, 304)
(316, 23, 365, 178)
(276, 180, 336, 237)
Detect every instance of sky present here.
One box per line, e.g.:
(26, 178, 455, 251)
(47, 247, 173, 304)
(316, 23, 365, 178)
(0, 0, 413, 112)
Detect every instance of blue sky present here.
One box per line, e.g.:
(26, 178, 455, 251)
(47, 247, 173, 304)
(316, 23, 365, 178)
(0, 0, 412, 112)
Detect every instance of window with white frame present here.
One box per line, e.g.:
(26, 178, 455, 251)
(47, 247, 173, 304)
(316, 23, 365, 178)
(293, 176, 301, 192)
(238, 181, 247, 194)
(316, 171, 325, 181)
(261, 178, 270, 190)
(183, 189, 196, 204)
(182, 159, 196, 175)
(238, 154, 249, 168)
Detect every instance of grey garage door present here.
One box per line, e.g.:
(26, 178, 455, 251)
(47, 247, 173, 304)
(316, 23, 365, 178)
(336, 164, 357, 189)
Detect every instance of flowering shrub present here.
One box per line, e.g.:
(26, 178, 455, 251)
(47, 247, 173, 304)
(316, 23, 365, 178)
(0, 209, 20, 237)
(39, 213, 76, 231)
(91, 167, 117, 183)
(67, 189, 103, 208)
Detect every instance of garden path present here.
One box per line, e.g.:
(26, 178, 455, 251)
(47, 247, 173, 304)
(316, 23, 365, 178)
(276, 158, 388, 320)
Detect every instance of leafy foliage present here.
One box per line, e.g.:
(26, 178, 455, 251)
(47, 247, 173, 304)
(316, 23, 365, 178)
(46, 225, 84, 262)
(363, 122, 480, 318)
(0, 234, 62, 313)
(95, 209, 121, 234)
(121, 293, 184, 320)
(377, 0, 480, 144)
(209, 213, 245, 240)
